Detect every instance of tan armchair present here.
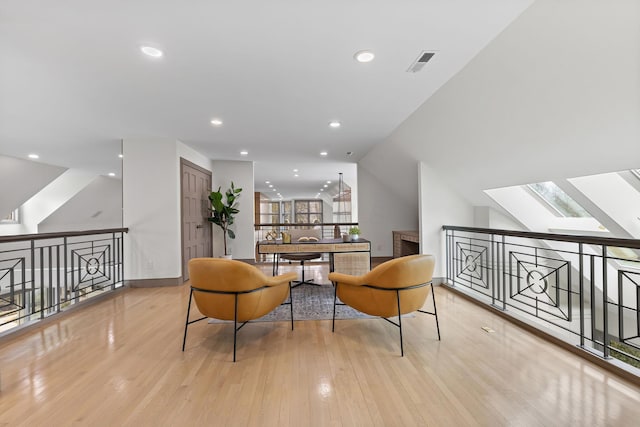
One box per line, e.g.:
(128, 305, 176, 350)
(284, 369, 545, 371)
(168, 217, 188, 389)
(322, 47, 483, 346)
(183, 258, 297, 361)
(328, 254, 439, 356)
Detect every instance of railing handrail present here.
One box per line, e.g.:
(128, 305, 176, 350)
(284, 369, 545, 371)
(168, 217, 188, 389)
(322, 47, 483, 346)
(255, 222, 358, 227)
(442, 225, 640, 249)
(0, 227, 129, 244)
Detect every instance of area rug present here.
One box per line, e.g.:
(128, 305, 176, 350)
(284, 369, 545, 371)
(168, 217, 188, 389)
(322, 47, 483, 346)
(259, 284, 373, 322)
(208, 284, 372, 323)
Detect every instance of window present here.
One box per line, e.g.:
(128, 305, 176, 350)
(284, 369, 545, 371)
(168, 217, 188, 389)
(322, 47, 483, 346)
(259, 201, 280, 224)
(332, 185, 352, 223)
(1, 209, 19, 224)
(527, 182, 591, 218)
(294, 200, 322, 224)
(281, 201, 292, 224)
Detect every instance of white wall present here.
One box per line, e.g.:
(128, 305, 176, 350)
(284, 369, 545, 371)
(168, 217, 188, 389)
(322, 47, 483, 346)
(22, 169, 97, 234)
(358, 162, 418, 257)
(386, 0, 640, 206)
(123, 138, 258, 280)
(488, 207, 523, 231)
(343, 166, 358, 223)
(211, 160, 254, 259)
(39, 176, 122, 233)
(177, 141, 213, 173)
(419, 162, 473, 277)
(0, 155, 66, 224)
(570, 172, 640, 238)
(123, 138, 181, 281)
(123, 138, 218, 281)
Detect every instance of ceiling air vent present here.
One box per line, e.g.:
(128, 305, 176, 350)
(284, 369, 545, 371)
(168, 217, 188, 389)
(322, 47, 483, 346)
(406, 51, 435, 73)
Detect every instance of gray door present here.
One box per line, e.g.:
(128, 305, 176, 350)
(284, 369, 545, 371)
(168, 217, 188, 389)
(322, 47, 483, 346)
(181, 159, 212, 282)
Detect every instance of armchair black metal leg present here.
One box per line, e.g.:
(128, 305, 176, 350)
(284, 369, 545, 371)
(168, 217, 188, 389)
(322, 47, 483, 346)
(431, 283, 441, 340)
(233, 294, 238, 362)
(182, 288, 194, 351)
(273, 255, 280, 275)
(332, 283, 338, 332)
(418, 283, 441, 340)
(397, 289, 404, 357)
(289, 282, 294, 331)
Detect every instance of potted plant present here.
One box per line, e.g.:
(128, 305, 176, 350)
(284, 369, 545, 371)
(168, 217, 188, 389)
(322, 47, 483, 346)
(348, 226, 360, 240)
(208, 181, 242, 257)
(343, 226, 360, 242)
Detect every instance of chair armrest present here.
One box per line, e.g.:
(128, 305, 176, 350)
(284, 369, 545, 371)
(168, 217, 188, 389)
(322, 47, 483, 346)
(264, 272, 298, 287)
(327, 272, 367, 286)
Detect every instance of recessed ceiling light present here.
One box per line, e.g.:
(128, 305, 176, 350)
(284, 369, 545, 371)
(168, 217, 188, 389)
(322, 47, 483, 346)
(329, 121, 341, 128)
(118, 154, 123, 158)
(324, 184, 328, 188)
(108, 172, 116, 177)
(293, 169, 298, 172)
(320, 151, 328, 156)
(294, 174, 299, 177)
(320, 188, 324, 191)
(240, 150, 248, 156)
(354, 50, 375, 63)
(265, 181, 270, 184)
(210, 118, 223, 126)
(140, 46, 163, 58)
(28, 153, 39, 159)
(272, 189, 276, 192)
(268, 184, 273, 188)
(326, 181, 331, 184)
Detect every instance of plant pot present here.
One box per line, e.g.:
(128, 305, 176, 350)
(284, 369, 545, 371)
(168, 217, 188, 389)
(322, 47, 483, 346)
(350, 234, 359, 241)
(220, 254, 233, 260)
(342, 234, 352, 242)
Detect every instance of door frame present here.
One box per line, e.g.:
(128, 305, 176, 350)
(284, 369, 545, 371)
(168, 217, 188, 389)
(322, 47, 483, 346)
(180, 157, 213, 282)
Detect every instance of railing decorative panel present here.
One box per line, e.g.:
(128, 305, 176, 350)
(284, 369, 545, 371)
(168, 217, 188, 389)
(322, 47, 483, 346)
(0, 228, 127, 333)
(444, 226, 640, 371)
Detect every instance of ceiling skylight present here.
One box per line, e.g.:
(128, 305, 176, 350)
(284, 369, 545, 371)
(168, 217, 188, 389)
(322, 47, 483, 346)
(527, 182, 592, 218)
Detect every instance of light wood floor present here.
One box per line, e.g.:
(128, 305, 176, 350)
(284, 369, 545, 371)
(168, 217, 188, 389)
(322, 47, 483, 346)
(1, 263, 640, 426)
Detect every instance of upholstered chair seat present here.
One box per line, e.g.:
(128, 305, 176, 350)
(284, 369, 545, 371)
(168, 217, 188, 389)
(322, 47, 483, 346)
(183, 258, 297, 361)
(328, 254, 440, 356)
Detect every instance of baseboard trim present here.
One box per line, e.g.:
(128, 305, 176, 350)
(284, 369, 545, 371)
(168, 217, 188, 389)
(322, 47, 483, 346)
(126, 277, 183, 288)
(371, 256, 392, 266)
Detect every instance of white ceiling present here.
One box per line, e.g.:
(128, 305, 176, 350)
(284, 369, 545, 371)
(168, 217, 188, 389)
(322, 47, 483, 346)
(0, 0, 531, 199)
